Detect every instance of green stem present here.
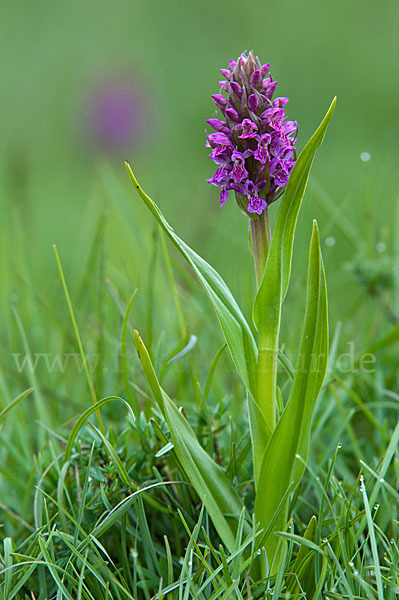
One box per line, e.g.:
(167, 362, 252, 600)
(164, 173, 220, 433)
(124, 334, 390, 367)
(251, 205, 276, 436)
(250, 207, 272, 289)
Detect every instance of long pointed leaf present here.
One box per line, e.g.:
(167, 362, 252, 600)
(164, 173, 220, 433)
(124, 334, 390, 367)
(125, 162, 257, 394)
(134, 330, 247, 552)
(253, 98, 335, 438)
(255, 221, 328, 562)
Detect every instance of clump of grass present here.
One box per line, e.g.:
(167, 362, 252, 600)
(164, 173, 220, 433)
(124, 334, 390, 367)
(1, 202, 399, 598)
(1, 90, 398, 599)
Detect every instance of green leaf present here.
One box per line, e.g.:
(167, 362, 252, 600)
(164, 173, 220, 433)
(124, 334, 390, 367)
(260, 97, 336, 308)
(134, 330, 247, 552)
(287, 515, 320, 598)
(125, 162, 257, 395)
(253, 98, 336, 436)
(0, 387, 33, 421)
(255, 221, 328, 563)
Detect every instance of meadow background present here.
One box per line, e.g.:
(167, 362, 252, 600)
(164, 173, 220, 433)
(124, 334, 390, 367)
(1, 0, 398, 596)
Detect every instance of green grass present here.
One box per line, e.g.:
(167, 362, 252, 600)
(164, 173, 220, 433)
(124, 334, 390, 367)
(1, 1, 399, 595)
(1, 159, 398, 596)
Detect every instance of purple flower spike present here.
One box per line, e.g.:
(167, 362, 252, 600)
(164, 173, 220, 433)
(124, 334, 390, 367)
(206, 50, 298, 216)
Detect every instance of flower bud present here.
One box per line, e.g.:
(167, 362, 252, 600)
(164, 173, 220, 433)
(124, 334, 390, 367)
(248, 94, 259, 112)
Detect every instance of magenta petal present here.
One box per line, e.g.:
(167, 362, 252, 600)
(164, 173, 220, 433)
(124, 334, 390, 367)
(220, 68, 231, 80)
(265, 81, 278, 99)
(230, 81, 242, 99)
(220, 187, 228, 206)
(211, 94, 228, 110)
(248, 94, 259, 112)
(260, 63, 270, 77)
(247, 196, 267, 215)
(206, 118, 230, 134)
(273, 97, 289, 107)
(250, 70, 262, 88)
(225, 107, 240, 122)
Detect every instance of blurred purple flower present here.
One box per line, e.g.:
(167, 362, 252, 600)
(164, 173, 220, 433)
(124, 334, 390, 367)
(85, 76, 147, 154)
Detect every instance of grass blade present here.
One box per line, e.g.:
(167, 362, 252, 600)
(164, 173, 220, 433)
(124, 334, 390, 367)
(63, 396, 135, 462)
(53, 244, 105, 433)
(0, 387, 33, 421)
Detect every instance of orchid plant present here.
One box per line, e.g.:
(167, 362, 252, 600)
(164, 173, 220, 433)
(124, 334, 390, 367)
(126, 51, 336, 574)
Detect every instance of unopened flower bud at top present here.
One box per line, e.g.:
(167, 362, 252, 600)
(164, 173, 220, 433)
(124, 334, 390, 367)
(206, 51, 297, 216)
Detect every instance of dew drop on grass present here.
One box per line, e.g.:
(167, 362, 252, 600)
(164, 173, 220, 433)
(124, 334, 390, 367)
(374, 504, 380, 511)
(337, 442, 342, 449)
(325, 236, 336, 247)
(354, 569, 359, 576)
(349, 561, 354, 567)
(379, 478, 385, 483)
(376, 242, 386, 253)
(322, 538, 328, 544)
(360, 151, 371, 162)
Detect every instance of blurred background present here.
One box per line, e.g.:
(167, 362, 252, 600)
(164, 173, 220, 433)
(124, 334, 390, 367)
(0, 0, 398, 407)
